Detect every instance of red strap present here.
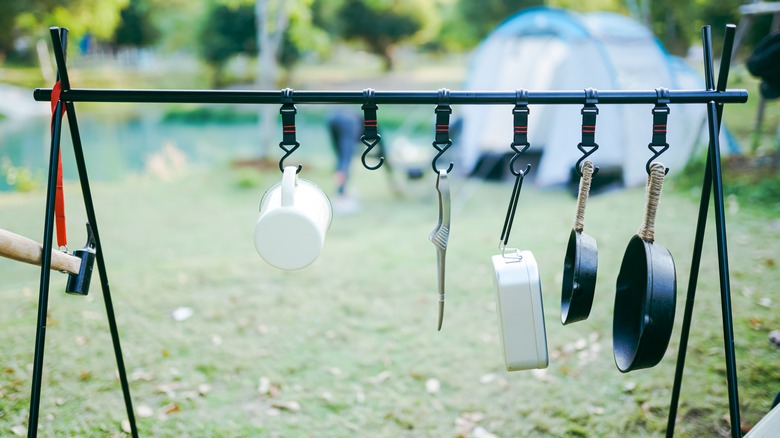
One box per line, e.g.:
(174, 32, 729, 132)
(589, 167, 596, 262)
(50, 81, 67, 249)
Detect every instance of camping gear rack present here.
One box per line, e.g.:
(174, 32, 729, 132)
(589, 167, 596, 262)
(24, 24, 748, 437)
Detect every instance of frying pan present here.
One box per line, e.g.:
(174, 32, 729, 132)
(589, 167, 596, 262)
(561, 160, 597, 325)
(613, 162, 676, 372)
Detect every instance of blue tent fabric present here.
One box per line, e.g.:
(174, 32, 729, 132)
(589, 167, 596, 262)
(459, 7, 730, 187)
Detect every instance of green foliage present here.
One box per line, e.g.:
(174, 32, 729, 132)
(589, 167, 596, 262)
(198, 2, 257, 86)
(672, 150, 780, 217)
(0, 157, 40, 192)
(337, 0, 425, 70)
(162, 105, 259, 124)
(446, 0, 544, 48)
(199, 3, 258, 66)
(112, 0, 160, 48)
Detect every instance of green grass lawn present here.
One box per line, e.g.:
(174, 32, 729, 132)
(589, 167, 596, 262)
(1, 161, 778, 437)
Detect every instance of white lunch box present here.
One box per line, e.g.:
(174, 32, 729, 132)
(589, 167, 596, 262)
(492, 249, 549, 371)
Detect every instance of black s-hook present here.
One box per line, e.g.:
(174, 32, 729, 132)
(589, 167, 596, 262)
(647, 87, 671, 175)
(360, 88, 384, 170)
(278, 88, 302, 173)
(509, 89, 532, 177)
(575, 88, 600, 177)
(432, 88, 454, 174)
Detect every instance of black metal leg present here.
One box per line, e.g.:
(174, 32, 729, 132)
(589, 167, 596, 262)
(26, 99, 64, 438)
(65, 102, 138, 438)
(667, 25, 738, 437)
(705, 99, 741, 437)
(666, 151, 713, 437)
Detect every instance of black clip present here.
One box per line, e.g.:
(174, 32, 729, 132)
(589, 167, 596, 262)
(278, 88, 301, 173)
(576, 88, 600, 177)
(431, 88, 454, 174)
(509, 89, 531, 177)
(360, 88, 384, 170)
(647, 87, 671, 175)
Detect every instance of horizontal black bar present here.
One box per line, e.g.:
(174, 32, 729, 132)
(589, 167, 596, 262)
(33, 88, 749, 105)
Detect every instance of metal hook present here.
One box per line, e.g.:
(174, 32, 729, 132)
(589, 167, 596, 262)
(509, 89, 531, 177)
(432, 88, 453, 174)
(576, 88, 600, 177)
(646, 87, 671, 175)
(278, 141, 302, 173)
(360, 88, 384, 170)
(279, 88, 302, 173)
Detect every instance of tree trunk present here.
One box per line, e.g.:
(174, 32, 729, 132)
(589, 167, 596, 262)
(256, 0, 289, 160)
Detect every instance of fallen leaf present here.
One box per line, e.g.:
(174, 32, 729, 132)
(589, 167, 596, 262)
(137, 405, 154, 418)
(749, 318, 763, 330)
(455, 416, 475, 436)
(10, 425, 26, 436)
(473, 426, 498, 438)
(79, 370, 92, 381)
(155, 383, 178, 397)
(587, 406, 606, 415)
(425, 378, 440, 394)
(769, 330, 780, 346)
(171, 307, 193, 321)
(531, 368, 551, 382)
(479, 373, 497, 384)
(271, 400, 301, 412)
(370, 371, 391, 384)
(354, 385, 366, 403)
(463, 412, 485, 423)
(163, 404, 180, 415)
(131, 369, 155, 382)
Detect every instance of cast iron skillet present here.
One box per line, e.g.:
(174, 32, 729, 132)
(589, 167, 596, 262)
(561, 160, 597, 325)
(613, 162, 676, 372)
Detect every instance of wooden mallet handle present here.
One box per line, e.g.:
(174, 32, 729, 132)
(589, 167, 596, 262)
(0, 228, 81, 274)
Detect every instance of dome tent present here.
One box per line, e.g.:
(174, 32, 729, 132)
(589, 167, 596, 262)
(459, 7, 717, 188)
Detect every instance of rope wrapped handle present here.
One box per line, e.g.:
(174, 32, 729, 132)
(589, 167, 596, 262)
(638, 162, 667, 242)
(573, 160, 594, 232)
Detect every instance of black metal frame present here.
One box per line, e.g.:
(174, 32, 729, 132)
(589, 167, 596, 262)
(26, 24, 746, 437)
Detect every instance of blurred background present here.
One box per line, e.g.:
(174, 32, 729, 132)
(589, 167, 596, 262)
(1, 1, 779, 437)
(0, 0, 778, 198)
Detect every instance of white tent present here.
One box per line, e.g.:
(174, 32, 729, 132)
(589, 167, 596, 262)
(459, 7, 718, 187)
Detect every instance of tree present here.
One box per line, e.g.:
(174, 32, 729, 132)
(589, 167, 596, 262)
(337, 0, 424, 71)
(446, 0, 544, 48)
(1, 0, 129, 61)
(112, 0, 160, 48)
(199, 2, 258, 87)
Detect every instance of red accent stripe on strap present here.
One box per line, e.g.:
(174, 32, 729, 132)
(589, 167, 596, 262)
(50, 81, 67, 249)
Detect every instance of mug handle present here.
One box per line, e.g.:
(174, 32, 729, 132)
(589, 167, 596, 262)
(281, 166, 297, 207)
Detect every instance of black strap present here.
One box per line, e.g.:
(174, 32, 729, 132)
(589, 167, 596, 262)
(361, 88, 379, 141)
(651, 88, 670, 147)
(512, 89, 530, 146)
(280, 88, 297, 146)
(434, 88, 451, 145)
(580, 88, 599, 147)
(646, 87, 671, 175)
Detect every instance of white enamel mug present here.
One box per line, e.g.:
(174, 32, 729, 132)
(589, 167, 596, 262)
(254, 166, 332, 270)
